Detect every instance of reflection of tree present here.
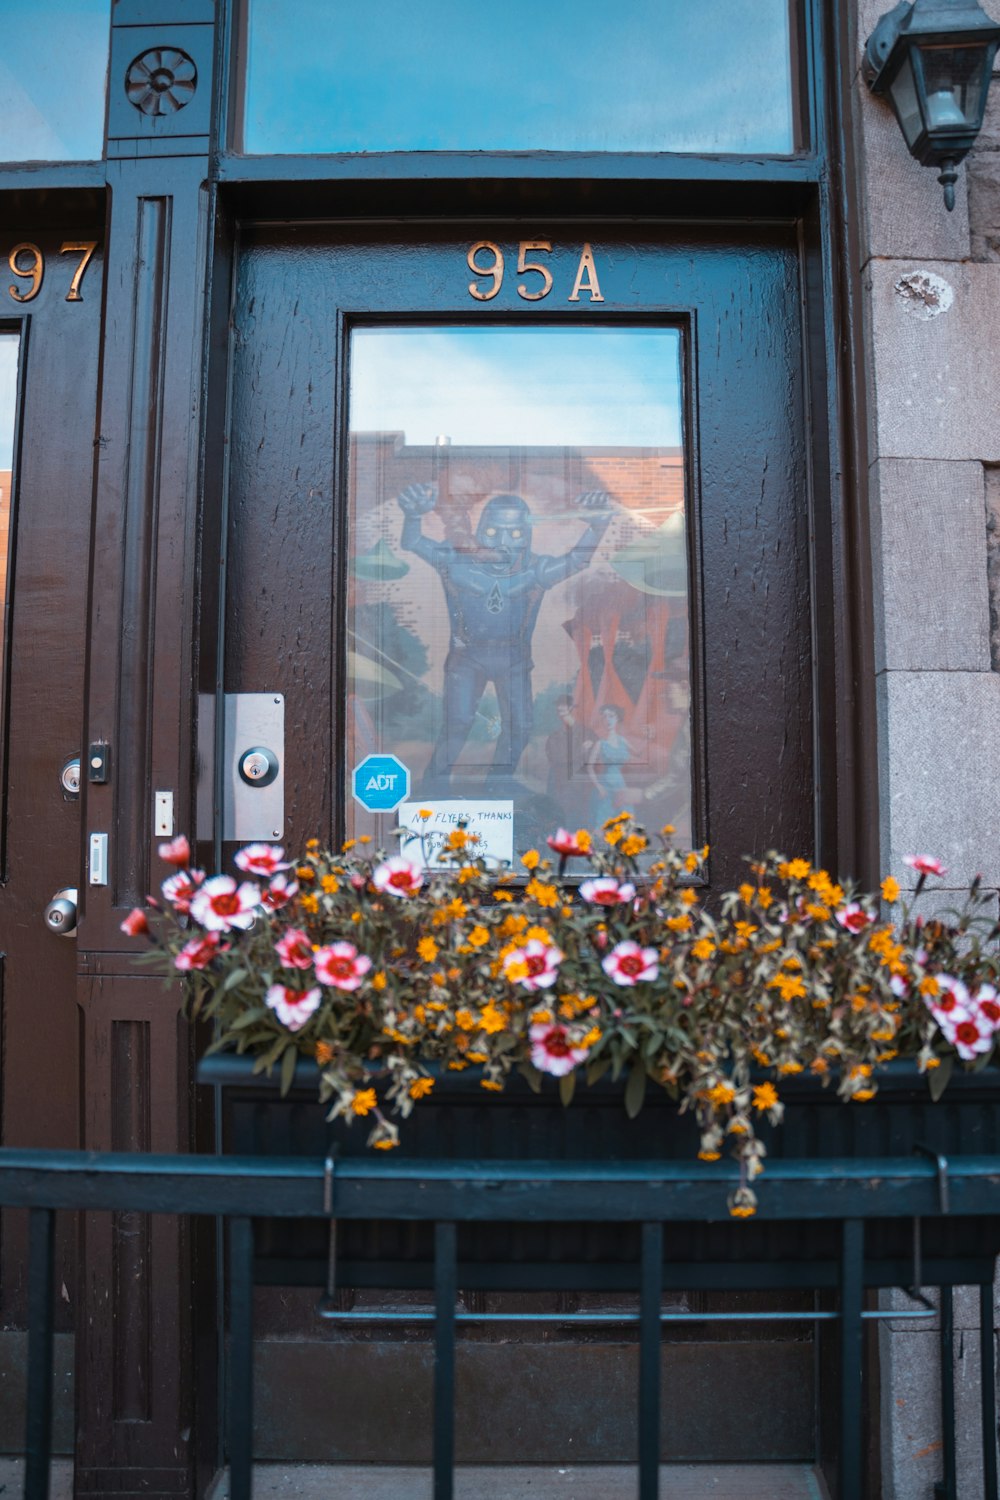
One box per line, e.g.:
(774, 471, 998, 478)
(351, 601, 439, 744)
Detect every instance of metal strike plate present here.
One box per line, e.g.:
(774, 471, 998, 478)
(223, 694, 284, 843)
(154, 790, 174, 837)
(88, 832, 109, 886)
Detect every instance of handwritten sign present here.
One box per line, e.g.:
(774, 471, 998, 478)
(398, 800, 514, 870)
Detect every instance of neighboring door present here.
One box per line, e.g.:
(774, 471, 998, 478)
(220, 219, 817, 1461)
(0, 216, 103, 1442)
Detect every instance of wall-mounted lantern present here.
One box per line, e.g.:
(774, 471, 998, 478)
(863, 0, 1000, 210)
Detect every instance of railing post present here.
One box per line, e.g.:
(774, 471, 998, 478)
(228, 1217, 255, 1500)
(839, 1218, 865, 1500)
(934, 1286, 957, 1500)
(434, 1221, 457, 1500)
(981, 1281, 998, 1500)
(639, 1221, 663, 1500)
(24, 1207, 55, 1500)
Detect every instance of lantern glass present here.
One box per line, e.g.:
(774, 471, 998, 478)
(918, 43, 990, 131)
(890, 50, 924, 149)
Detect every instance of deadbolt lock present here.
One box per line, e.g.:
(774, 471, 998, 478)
(60, 756, 81, 796)
(238, 746, 279, 787)
(44, 887, 78, 937)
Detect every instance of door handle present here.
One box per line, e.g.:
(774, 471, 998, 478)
(43, 887, 78, 936)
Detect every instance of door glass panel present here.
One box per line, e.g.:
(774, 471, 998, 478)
(0, 333, 20, 755)
(0, 0, 110, 162)
(346, 325, 691, 867)
(243, 0, 794, 155)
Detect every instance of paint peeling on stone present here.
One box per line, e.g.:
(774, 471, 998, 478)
(893, 270, 955, 319)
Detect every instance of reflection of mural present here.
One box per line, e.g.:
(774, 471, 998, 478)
(397, 481, 613, 793)
(347, 433, 692, 852)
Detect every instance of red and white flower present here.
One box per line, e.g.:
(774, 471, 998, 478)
(579, 877, 637, 906)
(602, 940, 659, 986)
(260, 872, 299, 911)
(275, 927, 314, 970)
(973, 983, 1000, 1029)
(529, 1022, 589, 1077)
(162, 868, 205, 914)
(314, 942, 372, 991)
(189, 875, 260, 932)
(546, 828, 591, 858)
(235, 843, 293, 877)
(158, 835, 191, 867)
(120, 908, 148, 937)
(928, 974, 969, 1021)
(371, 856, 424, 898)
(835, 902, 875, 934)
(503, 939, 563, 991)
(944, 1009, 995, 1061)
(174, 931, 223, 971)
(903, 855, 948, 878)
(265, 984, 322, 1032)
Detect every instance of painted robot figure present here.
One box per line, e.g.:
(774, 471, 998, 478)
(397, 483, 613, 793)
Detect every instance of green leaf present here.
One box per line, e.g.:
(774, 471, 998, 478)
(516, 1060, 542, 1094)
(928, 1054, 954, 1102)
(280, 1044, 298, 1096)
(625, 1061, 647, 1119)
(587, 1057, 611, 1087)
(228, 1008, 267, 1030)
(222, 967, 250, 993)
(559, 1071, 576, 1107)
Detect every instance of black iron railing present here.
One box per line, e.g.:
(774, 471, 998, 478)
(1, 1147, 999, 1500)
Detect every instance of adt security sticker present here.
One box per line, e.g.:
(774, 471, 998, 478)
(351, 754, 410, 812)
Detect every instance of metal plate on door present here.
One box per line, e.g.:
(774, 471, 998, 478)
(223, 693, 285, 843)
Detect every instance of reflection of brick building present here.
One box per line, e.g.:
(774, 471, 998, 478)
(348, 434, 691, 839)
(0, 469, 10, 608)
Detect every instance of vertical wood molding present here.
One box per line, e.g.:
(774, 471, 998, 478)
(111, 1019, 152, 1422)
(115, 198, 171, 911)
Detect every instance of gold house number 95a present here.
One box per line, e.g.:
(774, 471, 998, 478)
(466, 241, 604, 302)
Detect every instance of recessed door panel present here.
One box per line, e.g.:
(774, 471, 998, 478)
(225, 224, 813, 889)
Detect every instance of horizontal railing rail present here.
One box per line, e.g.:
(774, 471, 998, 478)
(1, 1146, 998, 1500)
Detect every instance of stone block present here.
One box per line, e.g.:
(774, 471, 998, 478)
(880, 1324, 997, 1500)
(870, 459, 990, 672)
(968, 150, 1000, 259)
(866, 260, 1000, 461)
(853, 81, 972, 264)
(876, 671, 1000, 887)
(976, 87, 1000, 153)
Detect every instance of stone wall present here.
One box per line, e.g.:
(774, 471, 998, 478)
(852, 3, 1000, 1495)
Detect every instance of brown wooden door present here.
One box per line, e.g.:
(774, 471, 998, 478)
(0, 211, 103, 1434)
(217, 221, 820, 1464)
(223, 221, 814, 883)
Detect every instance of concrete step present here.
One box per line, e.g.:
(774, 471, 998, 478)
(0, 1459, 831, 1499)
(209, 1463, 830, 1499)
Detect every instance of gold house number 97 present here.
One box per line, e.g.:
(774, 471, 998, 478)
(6, 241, 99, 303)
(466, 241, 604, 303)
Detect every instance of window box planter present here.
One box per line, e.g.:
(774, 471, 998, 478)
(197, 1052, 1000, 1291)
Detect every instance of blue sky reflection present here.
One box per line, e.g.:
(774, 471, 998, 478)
(349, 327, 682, 449)
(245, 0, 793, 155)
(0, 1, 109, 162)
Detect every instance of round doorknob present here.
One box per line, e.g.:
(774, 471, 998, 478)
(238, 746, 279, 787)
(44, 888, 78, 936)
